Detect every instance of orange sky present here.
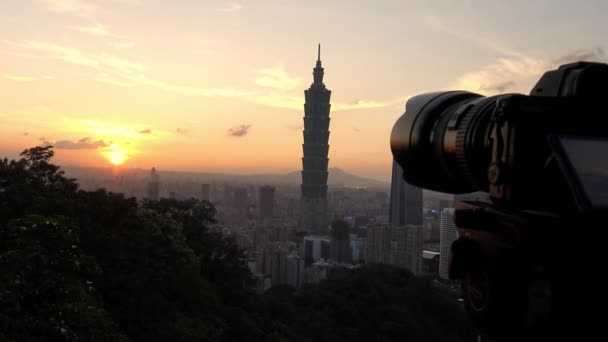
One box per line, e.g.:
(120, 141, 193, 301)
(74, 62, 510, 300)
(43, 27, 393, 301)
(2, 0, 607, 180)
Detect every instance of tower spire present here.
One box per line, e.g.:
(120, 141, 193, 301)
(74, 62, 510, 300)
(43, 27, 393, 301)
(317, 43, 321, 62)
(313, 44, 324, 84)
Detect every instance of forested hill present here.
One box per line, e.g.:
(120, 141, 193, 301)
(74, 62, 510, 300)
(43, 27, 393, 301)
(0, 146, 474, 342)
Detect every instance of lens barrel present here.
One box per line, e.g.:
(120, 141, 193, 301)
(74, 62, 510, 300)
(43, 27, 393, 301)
(390, 91, 498, 194)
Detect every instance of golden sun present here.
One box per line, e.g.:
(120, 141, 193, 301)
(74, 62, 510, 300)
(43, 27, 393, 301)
(101, 145, 128, 166)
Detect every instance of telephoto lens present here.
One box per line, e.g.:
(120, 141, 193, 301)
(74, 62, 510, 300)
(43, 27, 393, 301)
(390, 91, 503, 194)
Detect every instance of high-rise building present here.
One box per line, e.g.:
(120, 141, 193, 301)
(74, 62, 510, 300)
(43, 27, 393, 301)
(305, 259, 333, 284)
(439, 208, 458, 279)
(389, 160, 423, 227)
(303, 235, 331, 266)
(350, 237, 365, 263)
(259, 185, 275, 220)
(330, 219, 352, 264)
(301, 44, 331, 234)
(422, 250, 440, 275)
(392, 225, 424, 275)
(364, 224, 391, 264)
(146, 167, 160, 200)
(201, 183, 211, 202)
(286, 253, 306, 289)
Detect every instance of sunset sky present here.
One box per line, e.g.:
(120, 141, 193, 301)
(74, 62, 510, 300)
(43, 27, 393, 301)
(1, 0, 607, 180)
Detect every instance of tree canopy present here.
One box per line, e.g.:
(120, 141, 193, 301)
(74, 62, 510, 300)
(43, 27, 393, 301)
(0, 146, 474, 341)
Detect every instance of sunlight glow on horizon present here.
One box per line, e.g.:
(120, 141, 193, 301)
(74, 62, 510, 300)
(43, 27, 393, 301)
(2, 0, 607, 181)
(102, 144, 128, 166)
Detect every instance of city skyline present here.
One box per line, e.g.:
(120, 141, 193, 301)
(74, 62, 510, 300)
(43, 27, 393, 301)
(2, 0, 608, 181)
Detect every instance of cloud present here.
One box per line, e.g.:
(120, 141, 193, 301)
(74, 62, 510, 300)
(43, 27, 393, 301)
(133, 75, 251, 97)
(353, 127, 360, 132)
(20, 41, 145, 74)
(452, 46, 608, 95)
(71, 24, 125, 38)
(227, 124, 251, 137)
(138, 129, 152, 134)
(13, 41, 399, 112)
(254, 67, 301, 91)
(422, 13, 524, 58)
(94, 73, 135, 87)
(23, 132, 29, 136)
(40, 0, 140, 16)
(332, 98, 405, 111)
(53, 137, 110, 149)
(5, 75, 52, 81)
(111, 41, 136, 49)
(39, 0, 97, 17)
(553, 46, 607, 65)
(452, 57, 547, 94)
(176, 128, 188, 135)
(479, 80, 516, 93)
(220, 3, 243, 12)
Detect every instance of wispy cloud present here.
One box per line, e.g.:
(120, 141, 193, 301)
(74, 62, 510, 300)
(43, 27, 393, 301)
(39, 0, 97, 17)
(94, 73, 135, 87)
(138, 129, 152, 134)
(553, 46, 607, 65)
(23, 132, 29, 136)
(20, 41, 145, 74)
(332, 98, 404, 111)
(111, 41, 136, 49)
(220, 3, 243, 12)
(71, 24, 125, 38)
(254, 66, 301, 91)
(175, 128, 188, 135)
(52, 137, 110, 150)
(452, 46, 608, 95)
(422, 13, 524, 58)
(134, 75, 251, 97)
(40, 0, 140, 16)
(227, 124, 251, 137)
(13, 41, 400, 111)
(5, 75, 53, 82)
(422, 12, 552, 94)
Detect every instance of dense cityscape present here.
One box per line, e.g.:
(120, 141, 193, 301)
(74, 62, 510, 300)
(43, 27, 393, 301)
(65, 48, 489, 295)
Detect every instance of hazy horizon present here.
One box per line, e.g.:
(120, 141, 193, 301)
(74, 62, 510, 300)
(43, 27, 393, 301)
(2, 0, 607, 181)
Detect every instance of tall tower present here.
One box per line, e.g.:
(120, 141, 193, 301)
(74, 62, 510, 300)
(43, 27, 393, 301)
(439, 208, 458, 279)
(301, 44, 331, 234)
(146, 167, 160, 200)
(389, 159, 423, 227)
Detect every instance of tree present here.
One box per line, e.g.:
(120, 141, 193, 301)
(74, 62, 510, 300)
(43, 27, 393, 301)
(0, 147, 475, 341)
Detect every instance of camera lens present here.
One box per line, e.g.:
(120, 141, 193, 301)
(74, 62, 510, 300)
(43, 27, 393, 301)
(390, 91, 498, 193)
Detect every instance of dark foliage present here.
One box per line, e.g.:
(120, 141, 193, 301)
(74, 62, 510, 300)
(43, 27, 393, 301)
(0, 146, 474, 341)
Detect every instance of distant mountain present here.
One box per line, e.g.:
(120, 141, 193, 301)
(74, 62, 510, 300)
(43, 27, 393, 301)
(63, 166, 389, 189)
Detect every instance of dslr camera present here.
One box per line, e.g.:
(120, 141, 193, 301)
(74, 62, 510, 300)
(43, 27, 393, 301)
(390, 62, 608, 340)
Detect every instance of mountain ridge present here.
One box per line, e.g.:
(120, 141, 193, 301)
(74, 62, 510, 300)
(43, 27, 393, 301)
(63, 166, 389, 189)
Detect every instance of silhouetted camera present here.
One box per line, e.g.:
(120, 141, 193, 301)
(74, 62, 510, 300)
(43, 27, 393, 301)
(391, 62, 608, 340)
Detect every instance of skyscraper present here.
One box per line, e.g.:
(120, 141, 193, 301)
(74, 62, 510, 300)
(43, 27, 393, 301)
(389, 160, 423, 227)
(330, 219, 352, 263)
(303, 235, 331, 266)
(365, 223, 392, 264)
(301, 44, 331, 234)
(439, 208, 458, 279)
(146, 167, 160, 200)
(258, 185, 275, 220)
(392, 225, 424, 275)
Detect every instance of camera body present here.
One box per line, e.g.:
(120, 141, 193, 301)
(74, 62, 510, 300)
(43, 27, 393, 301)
(391, 62, 608, 340)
